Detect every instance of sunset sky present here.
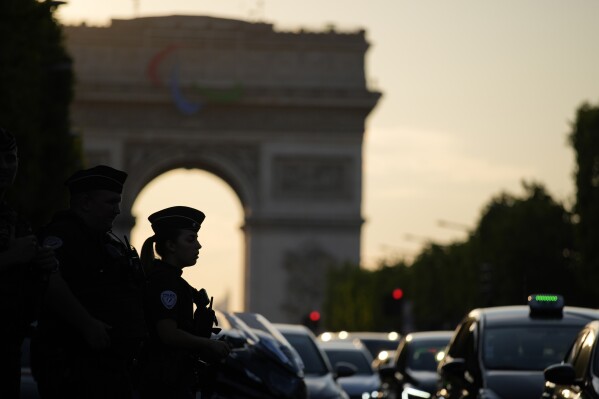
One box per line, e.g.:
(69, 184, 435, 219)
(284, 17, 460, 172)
(55, 0, 599, 311)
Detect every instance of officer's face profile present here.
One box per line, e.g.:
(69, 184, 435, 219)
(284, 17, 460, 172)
(0, 148, 18, 190)
(167, 229, 201, 268)
(80, 189, 122, 232)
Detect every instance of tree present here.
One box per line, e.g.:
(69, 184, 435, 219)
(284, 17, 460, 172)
(469, 182, 576, 306)
(323, 261, 412, 332)
(0, 0, 81, 229)
(569, 102, 599, 305)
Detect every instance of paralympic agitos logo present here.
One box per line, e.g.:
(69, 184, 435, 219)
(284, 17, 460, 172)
(146, 44, 243, 115)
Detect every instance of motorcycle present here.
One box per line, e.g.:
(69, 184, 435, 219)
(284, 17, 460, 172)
(196, 310, 308, 399)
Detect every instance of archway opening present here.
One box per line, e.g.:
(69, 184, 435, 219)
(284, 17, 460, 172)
(130, 168, 245, 312)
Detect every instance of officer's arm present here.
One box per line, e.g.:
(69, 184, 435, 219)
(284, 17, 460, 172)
(45, 272, 111, 350)
(156, 319, 230, 360)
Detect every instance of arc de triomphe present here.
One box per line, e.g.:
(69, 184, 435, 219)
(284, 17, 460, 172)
(64, 15, 380, 323)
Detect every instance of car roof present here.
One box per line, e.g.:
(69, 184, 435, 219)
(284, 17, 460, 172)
(404, 330, 454, 341)
(469, 305, 599, 327)
(274, 323, 314, 335)
(341, 331, 400, 340)
(319, 339, 368, 351)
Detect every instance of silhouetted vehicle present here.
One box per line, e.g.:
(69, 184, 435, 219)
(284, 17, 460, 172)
(435, 294, 599, 399)
(379, 330, 452, 399)
(198, 311, 308, 399)
(542, 320, 599, 399)
(21, 338, 40, 399)
(319, 331, 401, 367)
(275, 323, 354, 399)
(319, 339, 386, 399)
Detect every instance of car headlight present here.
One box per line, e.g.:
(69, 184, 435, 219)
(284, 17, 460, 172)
(401, 387, 431, 399)
(361, 390, 386, 399)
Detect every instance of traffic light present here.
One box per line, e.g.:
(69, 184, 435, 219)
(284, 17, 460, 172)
(392, 288, 404, 300)
(302, 310, 321, 333)
(383, 288, 404, 316)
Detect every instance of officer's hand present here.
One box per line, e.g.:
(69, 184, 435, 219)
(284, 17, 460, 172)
(208, 339, 231, 362)
(83, 318, 112, 351)
(33, 247, 59, 272)
(9, 235, 38, 264)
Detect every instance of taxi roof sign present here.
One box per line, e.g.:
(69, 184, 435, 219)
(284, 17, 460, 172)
(528, 294, 564, 317)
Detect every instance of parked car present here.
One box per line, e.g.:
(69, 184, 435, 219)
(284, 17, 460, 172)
(319, 339, 386, 399)
(435, 294, 599, 399)
(275, 323, 354, 399)
(320, 331, 401, 367)
(379, 330, 452, 399)
(542, 319, 599, 399)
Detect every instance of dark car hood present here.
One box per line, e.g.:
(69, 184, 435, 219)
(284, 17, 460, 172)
(485, 370, 545, 399)
(305, 373, 345, 398)
(338, 374, 380, 395)
(405, 370, 439, 393)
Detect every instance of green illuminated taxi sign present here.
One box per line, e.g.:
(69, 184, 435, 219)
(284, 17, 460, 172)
(534, 295, 559, 302)
(528, 294, 564, 317)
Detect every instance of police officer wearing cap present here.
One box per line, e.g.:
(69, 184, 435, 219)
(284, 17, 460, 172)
(0, 128, 58, 398)
(139, 206, 231, 399)
(32, 165, 147, 399)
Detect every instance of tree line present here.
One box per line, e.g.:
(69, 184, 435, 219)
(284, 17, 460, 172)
(324, 103, 599, 333)
(1, 0, 82, 230)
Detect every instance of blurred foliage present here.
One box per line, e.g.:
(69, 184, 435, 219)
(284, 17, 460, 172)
(569, 102, 599, 305)
(324, 101, 599, 333)
(0, 0, 82, 229)
(324, 181, 577, 332)
(323, 262, 410, 331)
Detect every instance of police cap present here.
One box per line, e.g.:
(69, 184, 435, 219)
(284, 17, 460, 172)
(0, 127, 16, 151)
(65, 165, 127, 194)
(149, 206, 205, 235)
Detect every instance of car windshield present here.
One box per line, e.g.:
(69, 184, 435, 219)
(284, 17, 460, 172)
(406, 339, 448, 371)
(323, 349, 373, 375)
(359, 338, 398, 359)
(483, 326, 581, 370)
(283, 332, 329, 375)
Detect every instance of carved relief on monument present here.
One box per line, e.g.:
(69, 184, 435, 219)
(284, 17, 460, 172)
(271, 155, 353, 200)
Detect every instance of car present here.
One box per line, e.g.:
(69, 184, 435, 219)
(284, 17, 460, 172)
(319, 339, 386, 399)
(21, 337, 40, 399)
(320, 331, 401, 367)
(542, 320, 599, 399)
(379, 330, 453, 399)
(275, 323, 355, 399)
(372, 350, 396, 371)
(435, 294, 599, 399)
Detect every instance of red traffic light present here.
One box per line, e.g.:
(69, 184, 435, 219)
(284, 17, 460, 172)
(309, 311, 321, 322)
(392, 288, 404, 300)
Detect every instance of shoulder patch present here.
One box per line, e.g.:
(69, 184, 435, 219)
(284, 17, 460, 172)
(160, 290, 177, 310)
(42, 236, 63, 250)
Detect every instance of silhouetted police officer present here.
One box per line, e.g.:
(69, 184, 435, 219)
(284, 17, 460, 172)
(32, 165, 146, 399)
(0, 128, 57, 398)
(139, 206, 230, 399)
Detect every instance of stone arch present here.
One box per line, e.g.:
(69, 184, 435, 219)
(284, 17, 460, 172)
(118, 142, 258, 231)
(65, 15, 380, 323)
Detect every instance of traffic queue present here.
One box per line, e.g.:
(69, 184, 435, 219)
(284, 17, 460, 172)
(19, 294, 599, 399)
